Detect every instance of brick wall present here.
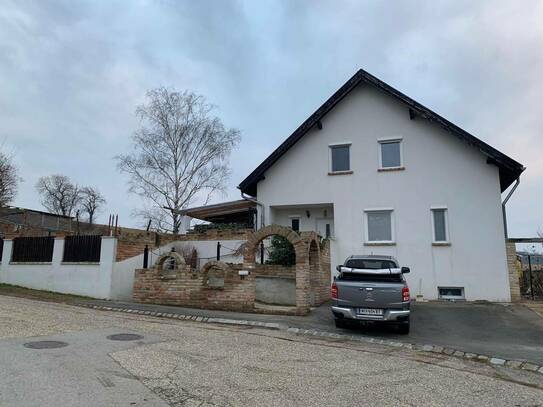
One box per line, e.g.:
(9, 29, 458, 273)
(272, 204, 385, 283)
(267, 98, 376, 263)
(132, 226, 332, 315)
(116, 228, 252, 262)
(249, 264, 296, 279)
(506, 240, 521, 302)
(133, 262, 255, 312)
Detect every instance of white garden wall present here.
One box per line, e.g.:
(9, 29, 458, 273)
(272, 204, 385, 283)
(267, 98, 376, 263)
(0, 235, 246, 301)
(0, 237, 116, 299)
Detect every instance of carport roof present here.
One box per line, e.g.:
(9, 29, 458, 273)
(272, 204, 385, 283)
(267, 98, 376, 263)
(238, 68, 525, 196)
(176, 200, 256, 223)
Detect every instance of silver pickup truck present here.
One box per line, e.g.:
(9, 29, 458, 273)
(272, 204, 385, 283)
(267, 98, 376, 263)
(331, 255, 411, 334)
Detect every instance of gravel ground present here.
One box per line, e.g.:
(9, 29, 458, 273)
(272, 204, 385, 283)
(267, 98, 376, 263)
(1, 295, 542, 407)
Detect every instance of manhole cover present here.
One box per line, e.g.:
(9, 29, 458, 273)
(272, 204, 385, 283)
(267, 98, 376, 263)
(23, 341, 69, 349)
(106, 333, 144, 341)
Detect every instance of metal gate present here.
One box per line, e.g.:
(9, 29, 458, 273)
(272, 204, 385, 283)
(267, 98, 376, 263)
(519, 252, 543, 300)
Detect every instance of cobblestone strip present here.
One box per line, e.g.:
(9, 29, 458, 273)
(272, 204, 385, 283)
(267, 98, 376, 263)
(77, 303, 543, 375)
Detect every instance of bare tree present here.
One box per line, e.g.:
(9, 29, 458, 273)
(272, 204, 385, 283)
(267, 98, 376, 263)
(0, 151, 19, 207)
(35, 174, 81, 216)
(80, 186, 106, 224)
(117, 88, 240, 233)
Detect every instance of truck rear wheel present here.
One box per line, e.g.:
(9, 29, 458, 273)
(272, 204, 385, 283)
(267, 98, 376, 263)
(397, 319, 410, 335)
(334, 318, 348, 329)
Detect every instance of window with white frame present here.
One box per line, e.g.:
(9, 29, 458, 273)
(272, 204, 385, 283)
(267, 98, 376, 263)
(378, 139, 402, 169)
(431, 208, 449, 243)
(365, 209, 394, 243)
(329, 144, 351, 172)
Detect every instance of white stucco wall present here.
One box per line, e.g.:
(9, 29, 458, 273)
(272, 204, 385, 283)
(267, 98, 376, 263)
(255, 84, 510, 301)
(0, 237, 116, 299)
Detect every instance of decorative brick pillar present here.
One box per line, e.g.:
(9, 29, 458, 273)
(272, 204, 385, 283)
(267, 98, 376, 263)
(505, 240, 521, 302)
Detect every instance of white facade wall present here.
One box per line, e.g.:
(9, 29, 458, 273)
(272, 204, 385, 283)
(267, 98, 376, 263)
(256, 84, 510, 301)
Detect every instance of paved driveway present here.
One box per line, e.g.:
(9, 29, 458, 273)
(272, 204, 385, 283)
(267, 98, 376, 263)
(83, 299, 543, 365)
(317, 301, 543, 364)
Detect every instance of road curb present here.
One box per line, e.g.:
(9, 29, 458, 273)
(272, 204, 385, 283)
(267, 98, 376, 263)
(77, 302, 543, 376)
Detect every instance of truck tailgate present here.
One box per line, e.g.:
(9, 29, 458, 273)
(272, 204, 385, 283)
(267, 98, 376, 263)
(336, 280, 404, 308)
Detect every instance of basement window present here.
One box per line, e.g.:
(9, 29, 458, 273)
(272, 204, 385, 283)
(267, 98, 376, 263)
(438, 287, 465, 300)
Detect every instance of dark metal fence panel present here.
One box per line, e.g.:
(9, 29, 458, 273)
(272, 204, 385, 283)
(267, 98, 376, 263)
(12, 236, 55, 262)
(63, 235, 102, 263)
(520, 255, 543, 300)
(0, 237, 3, 260)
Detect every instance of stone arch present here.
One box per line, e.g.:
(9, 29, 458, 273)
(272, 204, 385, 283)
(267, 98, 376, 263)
(201, 260, 231, 289)
(244, 224, 310, 315)
(244, 224, 305, 264)
(155, 251, 185, 269)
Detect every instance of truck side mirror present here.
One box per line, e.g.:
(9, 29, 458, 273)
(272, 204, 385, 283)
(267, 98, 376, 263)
(401, 267, 410, 274)
(336, 265, 342, 272)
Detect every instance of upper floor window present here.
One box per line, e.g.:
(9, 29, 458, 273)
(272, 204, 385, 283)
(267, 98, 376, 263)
(378, 138, 403, 169)
(431, 207, 449, 243)
(329, 144, 351, 173)
(364, 209, 394, 244)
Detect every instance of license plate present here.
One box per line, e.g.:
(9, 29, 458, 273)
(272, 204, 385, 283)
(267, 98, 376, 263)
(357, 308, 384, 315)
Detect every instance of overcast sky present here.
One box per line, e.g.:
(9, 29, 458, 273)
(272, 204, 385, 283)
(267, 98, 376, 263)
(1, 0, 542, 236)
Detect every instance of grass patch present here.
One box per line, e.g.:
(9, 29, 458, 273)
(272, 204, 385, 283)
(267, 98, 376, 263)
(0, 283, 95, 303)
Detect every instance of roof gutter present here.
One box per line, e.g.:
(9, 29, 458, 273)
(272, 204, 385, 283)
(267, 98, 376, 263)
(501, 177, 520, 239)
(241, 191, 264, 230)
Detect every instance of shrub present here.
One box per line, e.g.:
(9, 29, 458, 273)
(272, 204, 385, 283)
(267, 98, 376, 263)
(266, 236, 295, 266)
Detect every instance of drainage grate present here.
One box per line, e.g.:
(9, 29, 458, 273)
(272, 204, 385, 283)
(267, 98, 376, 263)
(106, 333, 144, 341)
(23, 341, 69, 349)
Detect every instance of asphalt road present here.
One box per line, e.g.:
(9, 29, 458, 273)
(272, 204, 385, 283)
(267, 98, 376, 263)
(83, 299, 543, 365)
(1, 295, 542, 406)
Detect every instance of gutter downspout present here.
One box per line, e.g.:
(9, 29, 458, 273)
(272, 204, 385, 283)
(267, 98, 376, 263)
(501, 177, 520, 239)
(241, 191, 264, 230)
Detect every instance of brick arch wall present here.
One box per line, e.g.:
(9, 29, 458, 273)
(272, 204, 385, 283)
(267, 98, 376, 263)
(155, 251, 186, 268)
(244, 225, 313, 315)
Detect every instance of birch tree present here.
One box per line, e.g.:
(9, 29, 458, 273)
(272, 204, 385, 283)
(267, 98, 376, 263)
(116, 88, 240, 233)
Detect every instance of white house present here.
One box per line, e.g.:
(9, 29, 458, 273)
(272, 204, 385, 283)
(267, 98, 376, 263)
(235, 69, 524, 302)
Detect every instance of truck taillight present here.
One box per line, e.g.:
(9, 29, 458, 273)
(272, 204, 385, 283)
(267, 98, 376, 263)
(402, 286, 410, 302)
(331, 282, 338, 299)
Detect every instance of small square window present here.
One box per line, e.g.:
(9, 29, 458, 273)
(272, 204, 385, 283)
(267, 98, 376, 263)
(432, 208, 449, 242)
(291, 218, 300, 232)
(365, 210, 394, 243)
(330, 144, 350, 172)
(379, 140, 402, 168)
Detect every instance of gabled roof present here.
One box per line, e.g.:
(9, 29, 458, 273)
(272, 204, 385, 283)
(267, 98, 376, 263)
(238, 68, 525, 196)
